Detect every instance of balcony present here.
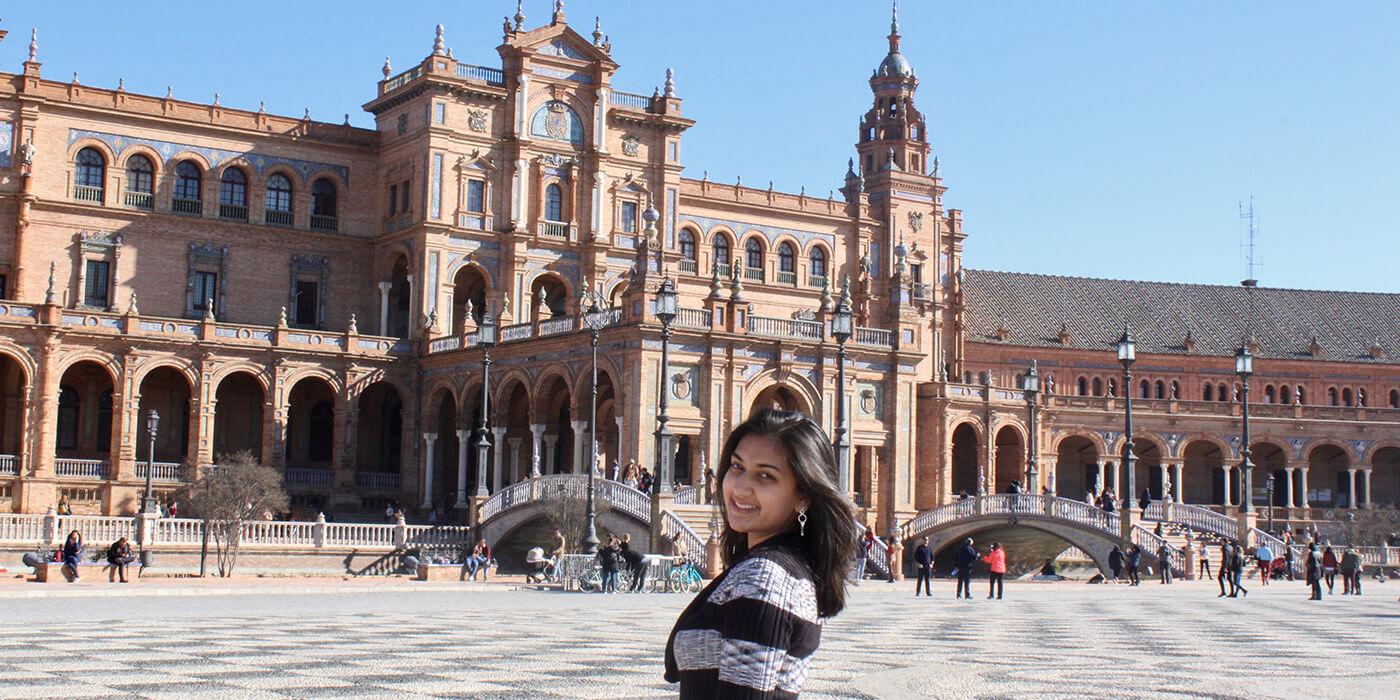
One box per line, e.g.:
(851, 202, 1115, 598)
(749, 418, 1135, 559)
(73, 185, 104, 203)
(501, 323, 534, 342)
(715, 263, 732, 278)
(678, 259, 698, 274)
(0, 454, 18, 476)
(134, 461, 186, 483)
(744, 267, 764, 282)
(172, 198, 202, 216)
(777, 271, 797, 285)
(809, 274, 828, 289)
(609, 91, 653, 110)
(537, 220, 575, 241)
(123, 191, 153, 210)
(310, 214, 339, 232)
(854, 326, 893, 348)
(284, 468, 332, 488)
(56, 458, 110, 479)
(265, 209, 294, 227)
(219, 203, 249, 222)
(913, 283, 932, 301)
(748, 315, 822, 340)
(539, 315, 574, 336)
(676, 307, 711, 329)
(355, 471, 401, 491)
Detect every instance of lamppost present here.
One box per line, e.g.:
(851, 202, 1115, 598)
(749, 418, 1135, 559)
(1236, 345, 1254, 515)
(830, 277, 854, 495)
(474, 313, 497, 497)
(1117, 328, 1137, 531)
(1021, 360, 1040, 494)
(581, 293, 610, 555)
(653, 277, 678, 496)
(142, 409, 160, 515)
(1266, 474, 1276, 534)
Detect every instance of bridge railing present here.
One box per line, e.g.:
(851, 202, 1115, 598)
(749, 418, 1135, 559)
(660, 510, 708, 571)
(1132, 525, 1183, 573)
(479, 480, 533, 522)
(902, 496, 979, 538)
(478, 474, 654, 526)
(1049, 498, 1118, 534)
(598, 478, 651, 523)
(673, 485, 699, 505)
(902, 495, 1121, 541)
(1147, 502, 1238, 541)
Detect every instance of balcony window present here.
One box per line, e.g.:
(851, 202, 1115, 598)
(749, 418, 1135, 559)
(265, 173, 293, 226)
(84, 260, 111, 308)
(219, 168, 249, 221)
(310, 178, 338, 231)
(620, 200, 637, 233)
(73, 147, 105, 202)
(124, 155, 154, 209)
(173, 160, 202, 214)
(545, 183, 563, 222)
(466, 179, 485, 213)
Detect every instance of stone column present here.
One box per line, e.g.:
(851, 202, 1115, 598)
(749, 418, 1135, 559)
(378, 281, 392, 336)
(1284, 466, 1296, 509)
(529, 424, 545, 478)
(1171, 463, 1184, 504)
(614, 415, 624, 465)
(1159, 464, 1170, 501)
(421, 432, 437, 509)
(544, 435, 559, 474)
(491, 427, 507, 488)
(1362, 468, 1373, 509)
(1221, 464, 1233, 507)
(1299, 467, 1310, 509)
(454, 429, 470, 508)
(1096, 459, 1107, 494)
(1346, 468, 1358, 509)
(508, 438, 522, 483)
(570, 420, 588, 473)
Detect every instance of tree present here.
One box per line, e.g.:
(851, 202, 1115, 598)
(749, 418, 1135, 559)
(176, 451, 289, 577)
(537, 485, 610, 554)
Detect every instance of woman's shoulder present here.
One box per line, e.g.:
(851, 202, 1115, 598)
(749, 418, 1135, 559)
(714, 545, 818, 620)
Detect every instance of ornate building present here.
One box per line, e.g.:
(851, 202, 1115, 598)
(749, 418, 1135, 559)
(0, 6, 1395, 542)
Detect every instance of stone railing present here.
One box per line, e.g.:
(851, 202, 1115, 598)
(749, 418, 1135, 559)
(405, 524, 473, 546)
(0, 454, 19, 476)
(382, 66, 424, 92)
(1047, 497, 1119, 533)
(478, 479, 534, 522)
(284, 468, 333, 488)
(854, 326, 893, 348)
(609, 91, 653, 110)
(56, 514, 137, 544)
(1148, 502, 1239, 541)
(428, 336, 461, 353)
(537, 220, 575, 240)
(56, 458, 110, 479)
(673, 485, 699, 505)
(861, 525, 892, 579)
(676, 308, 710, 329)
(456, 64, 505, 86)
(660, 510, 708, 570)
(0, 513, 48, 543)
(1131, 524, 1183, 572)
(539, 315, 574, 336)
(478, 474, 654, 526)
(902, 496, 980, 537)
(134, 461, 186, 483)
(354, 471, 401, 491)
(748, 315, 822, 340)
(323, 522, 397, 547)
(599, 478, 652, 523)
(501, 323, 534, 342)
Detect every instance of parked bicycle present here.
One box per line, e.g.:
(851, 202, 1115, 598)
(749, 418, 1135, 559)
(577, 562, 633, 593)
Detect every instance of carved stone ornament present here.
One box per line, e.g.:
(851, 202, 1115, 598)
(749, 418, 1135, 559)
(671, 372, 692, 400)
(860, 389, 877, 414)
(544, 102, 569, 139)
(538, 152, 572, 168)
(467, 109, 488, 132)
(621, 135, 640, 157)
(908, 210, 923, 233)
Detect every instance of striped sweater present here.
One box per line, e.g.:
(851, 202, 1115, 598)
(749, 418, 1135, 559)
(664, 534, 821, 698)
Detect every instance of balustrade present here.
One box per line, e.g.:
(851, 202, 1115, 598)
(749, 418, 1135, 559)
(854, 326, 893, 347)
(500, 323, 534, 342)
(284, 468, 332, 488)
(354, 471, 401, 491)
(219, 203, 249, 221)
(537, 221, 574, 240)
(172, 197, 202, 215)
(73, 185, 104, 203)
(134, 461, 186, 482)
(428, 337, 461, 353)
(309, 214, 338, 232)
(539, 316, 574, 336)
(56, 458, 110, 479)
(123, 191, 154, 209)
(676, 308, 710, 329)
(0, 454, 18, 475)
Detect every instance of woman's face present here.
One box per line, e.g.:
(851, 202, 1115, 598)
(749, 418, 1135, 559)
(723, 434, 809, 549)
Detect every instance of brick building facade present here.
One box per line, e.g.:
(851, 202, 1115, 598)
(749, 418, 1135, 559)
(0, 8, 1395, 539)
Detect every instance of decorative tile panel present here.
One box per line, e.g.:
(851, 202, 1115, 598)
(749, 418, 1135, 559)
(68, 129, 350, 185)
(681, 214, 836, 251)
(0, 120, 12, 168)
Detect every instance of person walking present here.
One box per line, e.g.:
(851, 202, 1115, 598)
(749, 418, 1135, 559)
(1322, 546, 1339, 594)
(954, 538, 977, 599)
(1305, 544, 1323, 601)
(664, 408, 859, 698)
(1282, 530, 1296, 581)
(1108, 545, 1124, 583)
(855, 528, 875, 583)
(60, 530, 83, 583)
(982, 543, 1006, 599)
(885, 538, 896, 584)
(621, 534, 647, 592)
(1229, 543, 1249, 598)
(1340, 548, 1361, 595)
(551, 528, 567, 561)
(598, 536, 621, 593)
(105, 536, 133, 583)
(1157, 543, 1174, 584)
(1126, 545, 1142, 586)
(1218, 542, 1234, 597)
(1255, 542, 1274, 586)
(913, 537, 933, 597)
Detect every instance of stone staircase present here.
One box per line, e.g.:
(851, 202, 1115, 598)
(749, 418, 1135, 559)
(666, 503, 720, 542)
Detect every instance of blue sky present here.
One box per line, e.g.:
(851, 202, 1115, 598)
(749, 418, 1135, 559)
(5, 1, 1398, 292)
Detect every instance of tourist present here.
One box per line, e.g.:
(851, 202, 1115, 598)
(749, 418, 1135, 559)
(670, 532, 687, 562)
(167, 502, 178, 518)
(913, 536, 933, 597)
(885, 538, 896, 583)
(1322, 546, 1339, 594)
(477, 538, 493, 580)
(1108, 545, 1124, 583)
(620, 534, 647, 592)
(855, 528, 874, 582)
(1138, 488, 1152, 513)
(982, 542, 1006, 599)
(1255, 542, 1274, 585)
(1102, 490, 1117, 514)
(524, 546, 551, 583)
(1305, 544, 1323, 600)
(106, 536, 133, 583)
(460, 539, 488, 581)
(664, 408, 858, 698)
(57, 495, 73, 516)
(1007, 480, 1021, 495)
(954, 537, 978, 599)
(1126, 545, 1142, 586)
(1282, 530, 1296, 580)
(60, 530, 83, 582)
(1229, 543, 1248, 598)
(1199, 539, 1213, 580)
(1157, 542, 1174, 584)
(958, 490, 970, 501)
(551, 528, 567, 561)
(1085, 488, 1096, 505)
(1340, 548, 1361, 595)
(1218, 542, 1234, 597)
(598, 535, 620, 593)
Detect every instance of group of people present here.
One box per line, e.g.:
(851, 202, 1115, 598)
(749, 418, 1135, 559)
(596, 533, 650, 592)
(620, 460, 655, 494)
(1303, 543, 1366, 600)
(38, 530, 137, 583)
(1107, 544, 1144, 585)
(944, 538, 1008, 599)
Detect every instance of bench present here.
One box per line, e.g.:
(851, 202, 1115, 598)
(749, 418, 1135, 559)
(33, 560, 138, 583)
(416, 561, 496, 581)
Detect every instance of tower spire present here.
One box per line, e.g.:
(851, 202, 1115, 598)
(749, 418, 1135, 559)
(889, 1, 901, 52)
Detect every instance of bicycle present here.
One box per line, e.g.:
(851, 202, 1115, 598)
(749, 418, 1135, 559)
(666, 557, 704, 593)
(577, 563, 631, 593)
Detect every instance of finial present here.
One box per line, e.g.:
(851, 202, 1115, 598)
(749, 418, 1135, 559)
(664, 68, 676, 98)
(213, 92, 220, 107)
(819, 276, 833, 312)
(892, 0, 901, 35)
(382, 57, 392, 79)
(839, 274, 853, 306)
(709, 261, 723, 299)
(432, 24, 446, 56)
(553, 0, 566, 24)
(447, 47, 454, 59)
(278, 306, 288, 327)
(847, 157, 855, 176)
(72, 71, 79, 85)
(593, 17, 603, 45)
(117, 78, 125, 91)
(28, 28, 37, 63)
(348, 313, 358, 334)
(514, 0, 526, 30)
(45, 262, 57, 305)
(652, 86, 660, 99)
(343, 113, 350, 126)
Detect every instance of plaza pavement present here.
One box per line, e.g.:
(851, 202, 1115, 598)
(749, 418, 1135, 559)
(1, 576, 1396, 699)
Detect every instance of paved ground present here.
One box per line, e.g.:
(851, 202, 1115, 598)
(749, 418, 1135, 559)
(1, 577, 1397, 698)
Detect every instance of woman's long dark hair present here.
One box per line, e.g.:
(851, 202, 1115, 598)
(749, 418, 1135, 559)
(716, 408, 859, 617)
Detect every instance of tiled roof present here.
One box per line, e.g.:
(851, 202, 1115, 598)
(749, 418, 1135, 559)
(962, 269, 1400, 364)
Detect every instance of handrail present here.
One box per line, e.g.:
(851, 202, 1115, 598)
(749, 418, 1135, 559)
(1131, 524, 1183, 573)
(902, 495, 1118, 540)
(673, 485, 699, 505)
(660, 510, 707, 572)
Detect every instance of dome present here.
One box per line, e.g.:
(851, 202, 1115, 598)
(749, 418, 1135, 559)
(878, 51, 914, 78)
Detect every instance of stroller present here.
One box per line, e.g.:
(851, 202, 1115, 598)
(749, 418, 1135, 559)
(524, 547, 554, 583)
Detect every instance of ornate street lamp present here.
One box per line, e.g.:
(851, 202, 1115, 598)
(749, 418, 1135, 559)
(653, 277, 678, 496)
(1266, 474, 1276, 534)
(474, 313, 497, 497)
(1117, 328, 1137, 527)
(582, 292, 610, 555)
(142, 409, 160, 515)
(1021, 360, 1040, 494)
(830, 277, 854, 495)
(1235, 344, 1255, 515)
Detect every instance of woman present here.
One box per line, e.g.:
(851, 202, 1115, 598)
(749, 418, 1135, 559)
(106, 537, 133, 583)
(1125, 545, 1141, 586)
(982, 542, 1006, 599)
(61, 530, 83, 583)
(1108, 545, 1124, 583)
(1255, 542, 1274, 585)
(665, 408, 858, 698)
(1322, 546, 1339, 594)
(598, 535, 621, 593)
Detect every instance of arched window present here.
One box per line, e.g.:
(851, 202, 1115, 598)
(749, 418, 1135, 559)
(545, 183, 563, 221)
(1092, 378, 1103, 396)
(1280, 385, 1292, 404)
(1342, 388, 1354, 407)
(1077, 377, 1088, 396)
(713, 235, 731, 274)
(219, 168, 248, 220)
(57, 386, 79, 450)
(810, 247, 828, 281)
(1328, 387, 1339, 406)
(1140, 379, 1150, 399)
(778, 242, 795, 273)
(74, 147, 106, 201)
(1170, 380, 1180, 399)
(1264, 385, 1276, 403)
(1218, 383, 1228, 402)
(265, 173, 293, 226)
(1296, 385, 1306, 404)
(311, 178, 338, 230)
(1390, 389, 1399, 409)
(1203, 383, 1214, 401)
(745, 238, 763, 271)
(1106, 378, 1117, 397)
(678, 230, 697, 271)
(174, 161, 202, 213)
(124, 155, 154, 209)
(1154, 380, 1166, 399)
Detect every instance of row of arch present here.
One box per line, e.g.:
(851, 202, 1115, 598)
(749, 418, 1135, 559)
(1064, 372, 1400, 408)
(676, 229, 830, 283)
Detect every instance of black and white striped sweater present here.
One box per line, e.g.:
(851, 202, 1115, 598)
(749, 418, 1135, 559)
(664, 534, 821, 698)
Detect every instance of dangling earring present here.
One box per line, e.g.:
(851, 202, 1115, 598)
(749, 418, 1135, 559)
(797, 508, 808, 536)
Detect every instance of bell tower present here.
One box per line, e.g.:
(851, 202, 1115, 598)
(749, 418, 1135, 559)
(855, 2, 930, 177)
